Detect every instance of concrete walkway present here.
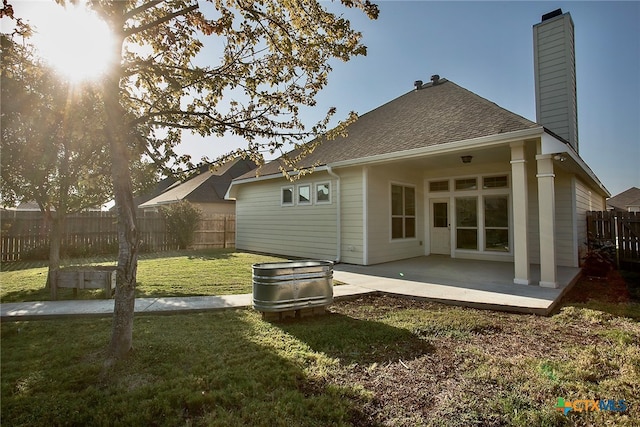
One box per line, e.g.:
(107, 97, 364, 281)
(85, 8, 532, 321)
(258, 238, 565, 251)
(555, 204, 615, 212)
(0, 284, 374, 321)
(1, 258, 579, 320)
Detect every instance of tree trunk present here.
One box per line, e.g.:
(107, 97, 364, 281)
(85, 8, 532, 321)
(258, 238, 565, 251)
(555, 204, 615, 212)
(104, 9, 138, 360)
(47, 211, 64, 299)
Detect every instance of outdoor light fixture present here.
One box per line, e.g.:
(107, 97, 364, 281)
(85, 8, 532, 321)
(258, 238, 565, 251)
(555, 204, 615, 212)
(553, 154, 567, 162)
(461, 155, 473, 164)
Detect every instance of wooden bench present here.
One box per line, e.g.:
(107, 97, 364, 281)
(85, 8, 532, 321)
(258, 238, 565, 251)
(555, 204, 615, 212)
(52, 267, 116, 300)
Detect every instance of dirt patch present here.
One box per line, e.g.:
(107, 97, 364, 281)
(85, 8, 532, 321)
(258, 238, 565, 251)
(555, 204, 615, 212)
(563, 269, 636, 304)
(325, 292, 640, 426)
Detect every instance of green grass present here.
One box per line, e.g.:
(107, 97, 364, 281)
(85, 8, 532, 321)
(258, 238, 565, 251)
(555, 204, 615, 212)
(2, 296, 639, 426)
(2, 253, 640, 425)
(0, 249, 286, 302)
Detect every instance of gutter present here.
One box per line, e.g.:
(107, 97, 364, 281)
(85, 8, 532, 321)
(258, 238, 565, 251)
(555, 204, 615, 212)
(330, 127, 545, 168)
(326, 166, 341, 263)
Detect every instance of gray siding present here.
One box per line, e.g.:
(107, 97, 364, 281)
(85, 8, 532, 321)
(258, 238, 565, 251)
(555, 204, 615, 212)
(575, 178, 606, 263)
(554, 170, 576, 267)
(235, 172, 338, 260)
(534, 12, 578, 150)
(339, 167, 365, 265)
(367, 163, 424, 265)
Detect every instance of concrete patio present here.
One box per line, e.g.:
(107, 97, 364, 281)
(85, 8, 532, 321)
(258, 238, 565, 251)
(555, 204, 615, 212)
(334, 255, 581, 315)
(1, 255, 581, 320)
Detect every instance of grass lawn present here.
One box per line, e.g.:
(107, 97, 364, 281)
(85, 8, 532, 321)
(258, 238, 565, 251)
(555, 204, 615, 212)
(1, 252, 639, 426)
(0, 249, 286, 302)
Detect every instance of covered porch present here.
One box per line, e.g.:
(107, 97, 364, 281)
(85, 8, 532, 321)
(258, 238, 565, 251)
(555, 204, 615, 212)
(333, 256, 581, 315)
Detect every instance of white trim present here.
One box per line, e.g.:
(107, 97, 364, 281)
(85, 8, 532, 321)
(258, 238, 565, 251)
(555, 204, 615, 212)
(296, 184, 312, 205)
(332, 127, 544, 168)
(314, 182, 332, 204)
(390, 181, 418, 242)
(280, 185, 294, 206)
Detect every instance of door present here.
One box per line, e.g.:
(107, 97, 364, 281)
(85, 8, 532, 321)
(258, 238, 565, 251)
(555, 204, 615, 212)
(430, 199, 450, 255)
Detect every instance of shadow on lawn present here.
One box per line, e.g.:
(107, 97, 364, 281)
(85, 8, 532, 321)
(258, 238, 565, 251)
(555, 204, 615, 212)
(276, 312, 434, 365)
(1, 310, 376, 426)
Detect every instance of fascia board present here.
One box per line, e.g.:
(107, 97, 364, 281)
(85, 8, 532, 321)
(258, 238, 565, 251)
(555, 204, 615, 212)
(330, 127, 545, 168)
(541, 130, 610, 197)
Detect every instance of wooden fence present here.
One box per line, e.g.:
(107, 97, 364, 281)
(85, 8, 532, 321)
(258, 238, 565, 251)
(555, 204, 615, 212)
(1, 210, 235, 262)
(587, 211, 640, 271)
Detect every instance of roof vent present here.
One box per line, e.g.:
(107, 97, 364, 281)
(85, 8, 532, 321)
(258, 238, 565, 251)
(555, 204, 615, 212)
(541, 8, 562, 21)
(431, 74, 440, 84)
(414, 80, 423, 90)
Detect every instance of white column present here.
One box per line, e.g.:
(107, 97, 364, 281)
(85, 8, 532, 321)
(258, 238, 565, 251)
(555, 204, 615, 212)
(510, 141, 530, 285)
(536, 154, 558, 288)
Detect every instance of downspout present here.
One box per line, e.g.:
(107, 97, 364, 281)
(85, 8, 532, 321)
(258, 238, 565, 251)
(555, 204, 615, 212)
(326, 166, 341, 263)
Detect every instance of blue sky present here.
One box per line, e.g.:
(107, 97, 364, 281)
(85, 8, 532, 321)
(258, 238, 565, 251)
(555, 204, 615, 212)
(8, 1, 639, 196)
(183, 0, 640, 197)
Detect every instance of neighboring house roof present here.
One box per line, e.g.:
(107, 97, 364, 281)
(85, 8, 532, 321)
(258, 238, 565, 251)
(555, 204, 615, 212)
(237, 79, 541, 179)
(140, 158, 257, 208)
(607, 187, 640, 211)
(13, 201, 42, 211)
(133, 176, 178, 208)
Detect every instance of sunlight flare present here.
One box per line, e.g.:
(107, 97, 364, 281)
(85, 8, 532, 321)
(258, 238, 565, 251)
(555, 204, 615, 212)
(31, 2, 116, 83)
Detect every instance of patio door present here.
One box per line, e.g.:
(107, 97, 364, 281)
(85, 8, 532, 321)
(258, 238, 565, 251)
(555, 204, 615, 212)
(430, 199, 451, 255)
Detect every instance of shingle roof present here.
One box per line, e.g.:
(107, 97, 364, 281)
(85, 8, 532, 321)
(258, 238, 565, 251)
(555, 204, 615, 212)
(140, 158, 257, 208)
(607, 187, 640, 211)
(240, 79, 540, 179)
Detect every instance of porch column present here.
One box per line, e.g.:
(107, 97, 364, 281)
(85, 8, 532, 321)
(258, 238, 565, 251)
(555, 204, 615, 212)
(510, 141, 530, 285)
(536, 154, 558, 288)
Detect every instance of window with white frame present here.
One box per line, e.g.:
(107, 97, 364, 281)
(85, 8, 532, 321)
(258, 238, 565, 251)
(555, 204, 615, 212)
(281, 186, 294, 206)
(315, 182, 331, 204)
(298, 184, 311, 205)
(484, 195, 509, 251)
(455, 197, 478, 250)
(391, 184, 416, 239)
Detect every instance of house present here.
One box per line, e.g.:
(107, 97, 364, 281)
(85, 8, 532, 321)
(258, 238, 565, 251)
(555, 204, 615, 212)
(139, 157, 257, 216)
(226, 9, 609, 288)
(607, 187, 640, 212)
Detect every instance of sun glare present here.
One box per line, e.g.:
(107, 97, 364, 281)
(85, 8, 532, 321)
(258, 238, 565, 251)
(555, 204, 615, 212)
(31, 2, 116, 83)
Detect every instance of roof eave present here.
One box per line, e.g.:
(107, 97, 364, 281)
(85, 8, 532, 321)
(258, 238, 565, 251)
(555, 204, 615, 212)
(331, 127, 545, 168)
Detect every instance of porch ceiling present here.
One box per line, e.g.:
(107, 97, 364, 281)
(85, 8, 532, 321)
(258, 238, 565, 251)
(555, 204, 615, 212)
(375, 144, 513, 171)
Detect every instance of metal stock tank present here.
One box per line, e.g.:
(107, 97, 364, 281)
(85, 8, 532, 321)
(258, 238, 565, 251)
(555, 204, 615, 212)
(252, 260, 333, 317)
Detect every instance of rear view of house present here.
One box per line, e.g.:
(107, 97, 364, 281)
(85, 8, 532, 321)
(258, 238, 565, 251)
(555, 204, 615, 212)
(227, 9, 609, 289)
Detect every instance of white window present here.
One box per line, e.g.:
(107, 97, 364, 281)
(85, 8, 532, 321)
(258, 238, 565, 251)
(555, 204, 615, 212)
(483, 175, 509, 189)
(455, 197, 478, 250)
(484, 195, 509, 252)
(315, 182, 331, 204)
(281, 186, 294, 206)
(297, 184, 311, 205)
(429, 180, 449, 192)
(391, 184, 416, 239)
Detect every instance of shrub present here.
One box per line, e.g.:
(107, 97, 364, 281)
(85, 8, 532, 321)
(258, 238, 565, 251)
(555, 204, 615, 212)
(160, 201, 203, 249)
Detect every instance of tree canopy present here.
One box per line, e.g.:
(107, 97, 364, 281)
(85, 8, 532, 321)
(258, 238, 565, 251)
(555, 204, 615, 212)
(1, 0, 378, 360)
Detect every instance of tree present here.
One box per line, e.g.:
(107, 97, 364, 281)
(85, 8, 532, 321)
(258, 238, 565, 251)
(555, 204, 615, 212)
(1, 28, 157, 292)
(1, 31, 115, 289)
(4, 0, 379, 360)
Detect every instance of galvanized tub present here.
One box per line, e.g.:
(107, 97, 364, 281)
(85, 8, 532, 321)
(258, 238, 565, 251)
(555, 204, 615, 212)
(252, 260, 333, 312)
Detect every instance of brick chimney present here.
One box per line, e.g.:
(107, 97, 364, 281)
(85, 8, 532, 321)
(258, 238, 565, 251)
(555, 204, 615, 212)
(533, 9, 579, 152)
